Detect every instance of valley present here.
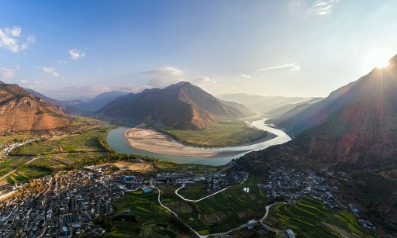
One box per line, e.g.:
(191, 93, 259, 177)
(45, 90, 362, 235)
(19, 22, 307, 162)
(0, 76, 393, 237)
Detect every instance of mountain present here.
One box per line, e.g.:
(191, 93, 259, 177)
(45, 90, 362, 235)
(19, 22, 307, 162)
(0, 83, 72, 134)
(97, 82, 255, 129)
(87, 91, 128, 111)
(237, 56, 397, 235)
(26, 89, 128, 114)
(216, 93, 315, 114)
(266, 97, 323, 119)
(240, 55, 397, 169)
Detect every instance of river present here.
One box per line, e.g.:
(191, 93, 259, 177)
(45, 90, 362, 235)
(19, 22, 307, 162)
(106, 117, 291, 166)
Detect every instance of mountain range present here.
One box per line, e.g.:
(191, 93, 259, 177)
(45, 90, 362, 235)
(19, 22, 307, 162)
(237, 55, 397, 235)
(240, 55, 397, 170)
(26, 89, 128, 114)
(97, 81, 255, 129)
(217, 93, 316, 114)
(0, 82, 71, 135)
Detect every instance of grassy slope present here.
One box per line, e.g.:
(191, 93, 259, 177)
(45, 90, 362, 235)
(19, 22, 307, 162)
(153, 120, 269, 147)
(105, 191, 187, 238)
(0, 117, 113, 185)
(266, 196, 375, 238)
(160, 176, 268, 234)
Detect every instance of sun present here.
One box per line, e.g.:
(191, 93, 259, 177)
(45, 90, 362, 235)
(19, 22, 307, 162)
(366, 49, 394, 69)
(375, 58, 390, 69)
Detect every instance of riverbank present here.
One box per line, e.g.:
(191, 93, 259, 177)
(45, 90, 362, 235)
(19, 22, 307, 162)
(124, 128, 251, 158)
(150, 119, 275, 148)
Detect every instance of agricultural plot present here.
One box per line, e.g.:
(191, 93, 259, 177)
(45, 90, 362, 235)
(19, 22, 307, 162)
(154, 120, 269, 147)
(106, 191, 185, 238)
(0, 119, 114, 185)
(0, 157, 31, 177)
(266, 196, 375, 238)
(0, 132, 32, 145)
(157, 161, 220, 174)
(160, 176, 269, 234)
(177, 182, 212, 200)
(10, 126, 111, 156)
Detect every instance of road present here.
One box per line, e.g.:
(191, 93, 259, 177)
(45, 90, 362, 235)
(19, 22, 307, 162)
(156, 181, 257, 238)
(175, 184, 230, 203)
(0, 157, 38, 182)
(260, 202, 285, 223)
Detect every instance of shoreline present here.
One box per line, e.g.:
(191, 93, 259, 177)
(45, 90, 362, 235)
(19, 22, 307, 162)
(145, 121, 277, 149)
(123, 128, 252, 158)
(123, 127, 276, 158)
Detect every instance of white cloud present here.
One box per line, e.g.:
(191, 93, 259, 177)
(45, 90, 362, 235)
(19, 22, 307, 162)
(140, 66, 185, 88)
(240, 74, 252, 79)
(241, 63, 300, 79)
(68, 49, 86, 60)
(257, 63, 300, 72)
(44, 84, 112, 100)
(191, 77, 217, 87)
(115, 84, 151, 93)
(19, 80, 28, 84)
(0, 67, 17, 79)
(0, 26, 35, 52)
(42, 67, 60, 77)
(312, 0, 339, 15)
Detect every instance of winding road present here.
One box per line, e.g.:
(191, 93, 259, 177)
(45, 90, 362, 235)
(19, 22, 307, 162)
(155, 180, 279, 238)
(175, 184, 230, 203)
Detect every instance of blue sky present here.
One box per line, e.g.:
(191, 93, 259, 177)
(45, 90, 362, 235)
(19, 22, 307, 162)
(1, 0, 397, 100)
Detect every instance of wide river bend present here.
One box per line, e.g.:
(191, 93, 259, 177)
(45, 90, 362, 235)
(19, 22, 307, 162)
(107, 118, 291, 166)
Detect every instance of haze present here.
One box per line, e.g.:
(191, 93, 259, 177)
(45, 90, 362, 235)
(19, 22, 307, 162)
(1, 0, 397, 100)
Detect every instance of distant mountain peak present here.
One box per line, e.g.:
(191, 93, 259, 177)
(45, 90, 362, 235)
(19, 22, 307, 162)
(166, 81, 193, 89)
(97, 82, 255, 129)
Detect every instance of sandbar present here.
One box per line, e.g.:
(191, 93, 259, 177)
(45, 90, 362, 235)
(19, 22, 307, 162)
(124, 128, 250, 158)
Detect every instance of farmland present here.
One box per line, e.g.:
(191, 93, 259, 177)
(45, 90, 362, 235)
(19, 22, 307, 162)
(152, 119, 271, 147)
(0, 117, 113, 185)
(160, 176, 269, 234)
(265, 196, 375, 238)
(105, 191, 192, 238)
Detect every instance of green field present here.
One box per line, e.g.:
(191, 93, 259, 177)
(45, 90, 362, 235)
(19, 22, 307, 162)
(104, 191, 191, 238)
(0, 117, 114, 185)
(266, 196, 375, 238)
(160, 176, 269, 234)
(153, 120, 269, 147)
(178, 182, 212, 200)
(10, 127, 111, 156)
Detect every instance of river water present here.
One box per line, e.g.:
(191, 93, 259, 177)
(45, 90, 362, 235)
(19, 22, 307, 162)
(106, 118, 291, 166)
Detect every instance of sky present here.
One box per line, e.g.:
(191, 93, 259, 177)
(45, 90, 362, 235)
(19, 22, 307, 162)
(1, 0, 397, 100)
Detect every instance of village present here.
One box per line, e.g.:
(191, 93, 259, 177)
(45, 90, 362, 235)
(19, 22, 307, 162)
(259, 166, 347, 208)
(0, 162, 249, 237)
(0, 160, 376, 237)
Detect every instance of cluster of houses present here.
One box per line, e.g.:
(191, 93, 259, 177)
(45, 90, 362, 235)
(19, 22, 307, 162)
(0, 163, 246, 237)
(259, 167, 341, 208)
(154, 170, 248, 192)
(0, 166, 125, 237)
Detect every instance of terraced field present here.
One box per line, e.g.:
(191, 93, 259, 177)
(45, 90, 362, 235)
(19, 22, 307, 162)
(160, 176, 269, 234)
(105, 192, 190, 238)
(266, 196, 375, 238)
(0, 118, 113, 185)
